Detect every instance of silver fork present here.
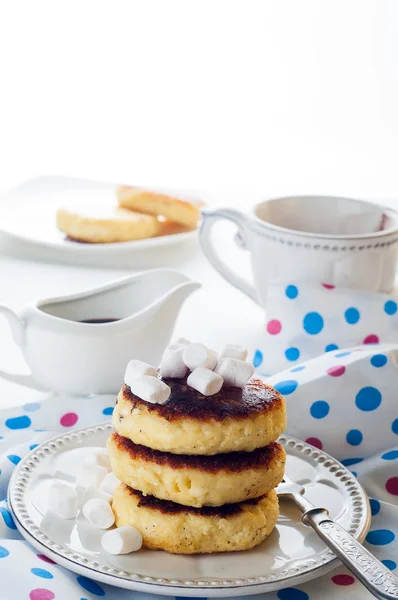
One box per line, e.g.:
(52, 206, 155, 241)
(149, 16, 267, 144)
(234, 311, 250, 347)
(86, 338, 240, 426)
(276, 475, 398, 599)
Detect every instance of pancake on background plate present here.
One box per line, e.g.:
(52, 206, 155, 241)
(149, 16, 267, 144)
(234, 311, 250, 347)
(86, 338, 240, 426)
(117, 185, 203, 229)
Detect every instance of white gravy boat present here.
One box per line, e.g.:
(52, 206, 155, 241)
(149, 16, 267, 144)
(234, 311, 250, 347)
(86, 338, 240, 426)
(0, 269, 200, 395)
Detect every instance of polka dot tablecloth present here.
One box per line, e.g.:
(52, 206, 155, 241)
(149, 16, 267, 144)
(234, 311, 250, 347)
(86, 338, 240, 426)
(255, 282, 398, 375)
(1, 345, 398, 599)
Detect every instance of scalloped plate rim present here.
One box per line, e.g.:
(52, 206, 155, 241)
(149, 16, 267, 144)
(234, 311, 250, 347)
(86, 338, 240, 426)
(8, 422, 371, 598)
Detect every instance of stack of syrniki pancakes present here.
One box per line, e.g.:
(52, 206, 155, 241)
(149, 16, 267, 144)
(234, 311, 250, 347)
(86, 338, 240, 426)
(108, 343, 286, 554)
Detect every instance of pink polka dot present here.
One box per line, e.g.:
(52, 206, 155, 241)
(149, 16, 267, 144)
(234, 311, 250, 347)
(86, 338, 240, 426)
(363, 334, 379, 344)
(306, 437, 323, 449)
(29, 589, 55, 600)
(266, 319, 282, 335)
(37, 554, 56, 564)
(327, 365, 346, 377)
(322, 283, 335, 289)
(386, 477, 398, 495)
(60, 412, 78, 427)
(332, 574, 355, 586)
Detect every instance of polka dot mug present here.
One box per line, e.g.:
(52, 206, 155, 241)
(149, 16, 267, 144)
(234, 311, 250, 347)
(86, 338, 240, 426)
(200, 195, 398, 305)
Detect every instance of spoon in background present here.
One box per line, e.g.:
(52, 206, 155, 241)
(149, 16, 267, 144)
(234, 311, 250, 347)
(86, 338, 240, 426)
(276, 475, 398, 600)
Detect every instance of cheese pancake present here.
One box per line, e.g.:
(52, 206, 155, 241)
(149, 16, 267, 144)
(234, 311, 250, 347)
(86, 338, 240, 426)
(117, 185, 202, 228)
(112, 484, 279, 554)
(56, 206, 165, 243)
(108, 432, 286, 507)
(113, 378, 286, 455)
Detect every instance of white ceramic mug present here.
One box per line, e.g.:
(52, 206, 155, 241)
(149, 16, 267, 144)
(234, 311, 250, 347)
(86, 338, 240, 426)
(200, 195, 398, 306)
(0, 270, 200, 395)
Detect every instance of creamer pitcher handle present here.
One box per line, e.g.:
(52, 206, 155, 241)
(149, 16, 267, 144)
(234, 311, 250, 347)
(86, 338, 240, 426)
(200, 208, 259, 304)
(0, 307, 47, 391)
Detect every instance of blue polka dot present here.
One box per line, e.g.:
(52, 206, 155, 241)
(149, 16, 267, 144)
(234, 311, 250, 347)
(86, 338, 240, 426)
(76, 576, 105, 596)
(382, 559, 397, 570)
(5, 415, 31, 430)
(346, 429, 363, 446)
(0, 545, 9, 558)
(310, 400, 329, 419)
(277, 589, 309, 600)
(303, 312, 324, 335)
(384, 300, 397, 315)
(31, 568, 53, 579)
(273, 380, 299, 395)
(0, 436, 3, 440)
(370, 498, 380, 516)
(285, 285, 299, 299)
(352, 471, 358, 477)
(335, 351, 351, 358)
(252, 350, 263, 368)
(290, 365, 306, 372)
(393, 419, 398, 434)
(285, 347, 300, 361)
(366, 529, 395, 545)
(102, 407, 113, 416)
(355, 387, 382, 411)
(370, 354, 388, 368)
(345, 307, 360, 324)
(0, 507, 16, 530)
(7, 455, 21, 465)
(341, 457, 363, 466)
(325, 344, 338, 352)
(381, 450, 398, 460)
(29, 444, 39, 451)
(23, 402, 41, 412)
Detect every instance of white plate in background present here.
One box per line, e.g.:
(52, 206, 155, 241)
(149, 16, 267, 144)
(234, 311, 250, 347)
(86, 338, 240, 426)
(9, 423, 370, 597)
(0, 176, 198, 264)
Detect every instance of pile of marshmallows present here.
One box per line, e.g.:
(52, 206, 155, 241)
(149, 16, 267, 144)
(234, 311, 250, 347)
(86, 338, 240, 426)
(125, 338, 255, 404)
(47, 448, 142, 555)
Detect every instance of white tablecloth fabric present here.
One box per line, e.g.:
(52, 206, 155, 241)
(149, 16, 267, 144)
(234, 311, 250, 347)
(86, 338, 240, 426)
(0, 345, 397, 600)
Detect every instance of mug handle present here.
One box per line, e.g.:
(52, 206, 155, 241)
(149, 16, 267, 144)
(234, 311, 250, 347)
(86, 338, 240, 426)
(0, 307, 47, 391)
(200, 208, 259, 304)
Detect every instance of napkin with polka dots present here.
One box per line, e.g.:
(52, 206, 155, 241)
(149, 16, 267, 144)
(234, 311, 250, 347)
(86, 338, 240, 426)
(253, 282, 398, 375)
(0, 345, 397, 600)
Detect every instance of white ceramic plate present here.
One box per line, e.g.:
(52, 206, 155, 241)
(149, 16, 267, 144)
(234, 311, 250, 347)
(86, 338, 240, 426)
(8, 423, 370, 598)
(0, 176, 197, 258)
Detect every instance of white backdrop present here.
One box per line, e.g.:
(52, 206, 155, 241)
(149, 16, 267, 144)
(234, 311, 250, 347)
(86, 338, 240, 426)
(0, 0, 398, 206)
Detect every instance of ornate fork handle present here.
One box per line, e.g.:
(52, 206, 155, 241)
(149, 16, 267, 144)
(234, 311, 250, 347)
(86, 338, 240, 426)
(302, 508, 398, 599)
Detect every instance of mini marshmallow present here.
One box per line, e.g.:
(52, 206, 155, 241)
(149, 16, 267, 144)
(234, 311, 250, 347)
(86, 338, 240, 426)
(205, 349, 218, 370)
(100, 472, 120, 496)
(101, 526, 143, 555)
(129, 375, 171, 404)
(48, 481, 78, 520)
(83, 449, 111, 471)
(76, 464, 108, 489)
(174, 337, 191, 347)
(124, 359, 157, 387)
(187, 367, 223, 396)
(215, 358, 254, 388)
(81, 486, 112, 507)
(160, 343, 188, 378)
(82, 498, 115, 529)
(220, 344, 248, 361)
(183, 342, 210, 370)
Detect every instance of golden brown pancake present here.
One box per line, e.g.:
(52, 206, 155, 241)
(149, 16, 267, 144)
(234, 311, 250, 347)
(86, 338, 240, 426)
(56, 206, 166, 243)
(107, 432, 286, 507)
(117, 185, 202, 228)
(112, 484, 279, 554)
(112, 378, 286, 455)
